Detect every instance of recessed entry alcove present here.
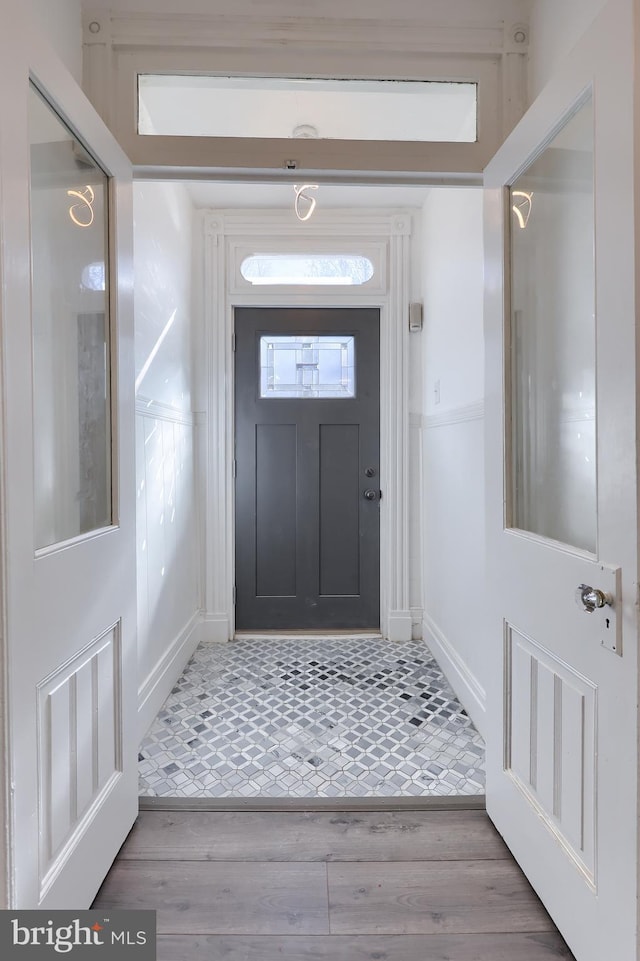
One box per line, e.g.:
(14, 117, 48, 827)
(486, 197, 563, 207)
(133, 177, 487, 800)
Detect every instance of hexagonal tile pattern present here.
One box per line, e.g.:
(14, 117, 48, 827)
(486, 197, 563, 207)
(138, 635, 485, 798)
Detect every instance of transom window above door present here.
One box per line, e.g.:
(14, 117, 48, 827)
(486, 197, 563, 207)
(241, 253, 374, 286)
(138, 75, 478, 143)
(85, 17, 511, 173)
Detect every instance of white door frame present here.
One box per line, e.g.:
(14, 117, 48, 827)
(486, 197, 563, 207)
(82, 10, 529, 179)
(199, 208, 413, 640)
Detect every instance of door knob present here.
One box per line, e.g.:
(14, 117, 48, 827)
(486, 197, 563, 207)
(363, 489, 378, 501)
(576, 584, 614, 614)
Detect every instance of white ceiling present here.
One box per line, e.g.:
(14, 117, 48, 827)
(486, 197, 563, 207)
(183, 181, 434, 210)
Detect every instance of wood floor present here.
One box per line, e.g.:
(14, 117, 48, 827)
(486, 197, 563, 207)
(93, 808, 575, 960)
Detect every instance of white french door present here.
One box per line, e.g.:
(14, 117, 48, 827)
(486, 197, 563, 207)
(484, 0, 638, 958)
(0, 9, 137, 906)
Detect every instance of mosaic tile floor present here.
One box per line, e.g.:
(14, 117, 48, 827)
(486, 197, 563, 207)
(139, 635, 485, 798)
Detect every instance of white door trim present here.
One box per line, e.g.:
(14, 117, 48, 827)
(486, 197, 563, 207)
(199, 208, 413, 641)
(81, 10, 529, 179)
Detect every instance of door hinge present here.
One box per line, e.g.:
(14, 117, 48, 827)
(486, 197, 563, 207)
(232, 332, 236, 351)
(379, 490, 383, 500)
(232, 458, 237, 478)
(232, 585, 237, 604)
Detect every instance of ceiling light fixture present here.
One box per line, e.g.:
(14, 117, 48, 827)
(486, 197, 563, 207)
(294, 184, 319, 222)
(292, 123, 319, 139)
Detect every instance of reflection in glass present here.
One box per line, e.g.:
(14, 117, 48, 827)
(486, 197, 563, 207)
(138, 75, 478, 143)
(242, 254, 374, 286)
(29, 84, 112, 548)
(510, 95, 596, 552)
(260, 336, 355, 398)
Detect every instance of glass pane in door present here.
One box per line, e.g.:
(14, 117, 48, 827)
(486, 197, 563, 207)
(29, 84, 112, 549)
(260, 336, 355, 398)
(510, 94, 596, 553)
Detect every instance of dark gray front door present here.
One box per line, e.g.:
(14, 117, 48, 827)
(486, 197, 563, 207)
(235, 307, 380, 630)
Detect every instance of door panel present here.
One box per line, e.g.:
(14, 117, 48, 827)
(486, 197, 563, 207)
(0, 8, 137, 907)
(255, 423, 298, 597)
(319, 423, 360, 596)
(484, 0, 638, 958)
(235, 308, 380, 630)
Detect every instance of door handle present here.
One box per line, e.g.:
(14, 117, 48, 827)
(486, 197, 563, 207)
(363, 489, 378, 501)
(576, 583, 614, 614)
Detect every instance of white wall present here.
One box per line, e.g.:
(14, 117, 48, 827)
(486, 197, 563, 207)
(134, 181, 202, 739)
(528, 0, 606, 98)
(29, 0, 82, 82)
(418, 187, 487, 734)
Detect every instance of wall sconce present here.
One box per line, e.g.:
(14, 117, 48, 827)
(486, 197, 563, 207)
(294, 184, 318, 222)
(67, 185, 95, 227)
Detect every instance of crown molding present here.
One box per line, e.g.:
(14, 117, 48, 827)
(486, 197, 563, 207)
(84, 12, 513, 55)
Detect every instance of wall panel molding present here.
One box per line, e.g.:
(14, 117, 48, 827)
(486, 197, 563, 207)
(422, 400, 485, 429)
(408, 416, 424, 635)
(135, 401, 201, 704)
(135, 395, 195, 427)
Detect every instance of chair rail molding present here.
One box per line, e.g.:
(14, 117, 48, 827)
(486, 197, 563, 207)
(200, 207, 414, 641)
(422, 400, 485, 429)
(135, 395, 195, 428)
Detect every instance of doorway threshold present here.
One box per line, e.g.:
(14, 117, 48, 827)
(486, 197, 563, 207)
(234, 630, 383, 639)
(139, 795, 486, 813)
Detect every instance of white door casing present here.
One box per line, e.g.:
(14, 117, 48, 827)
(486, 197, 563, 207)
(0, 7, 137, 907)
(484, 0, 638, 958)
(199, 210, 412, 642)
(82, 9, 528, 180)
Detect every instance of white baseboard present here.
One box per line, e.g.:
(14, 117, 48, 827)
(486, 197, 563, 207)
(385, 610, 413, 642)
(422, 612, 486, 737)
(137, 611, 202, 741)
(201, 613, 231, 643)
(411, 607, 424, 640)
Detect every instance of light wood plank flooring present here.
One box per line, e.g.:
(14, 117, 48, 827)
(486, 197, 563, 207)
(93, 809, 574, 960)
